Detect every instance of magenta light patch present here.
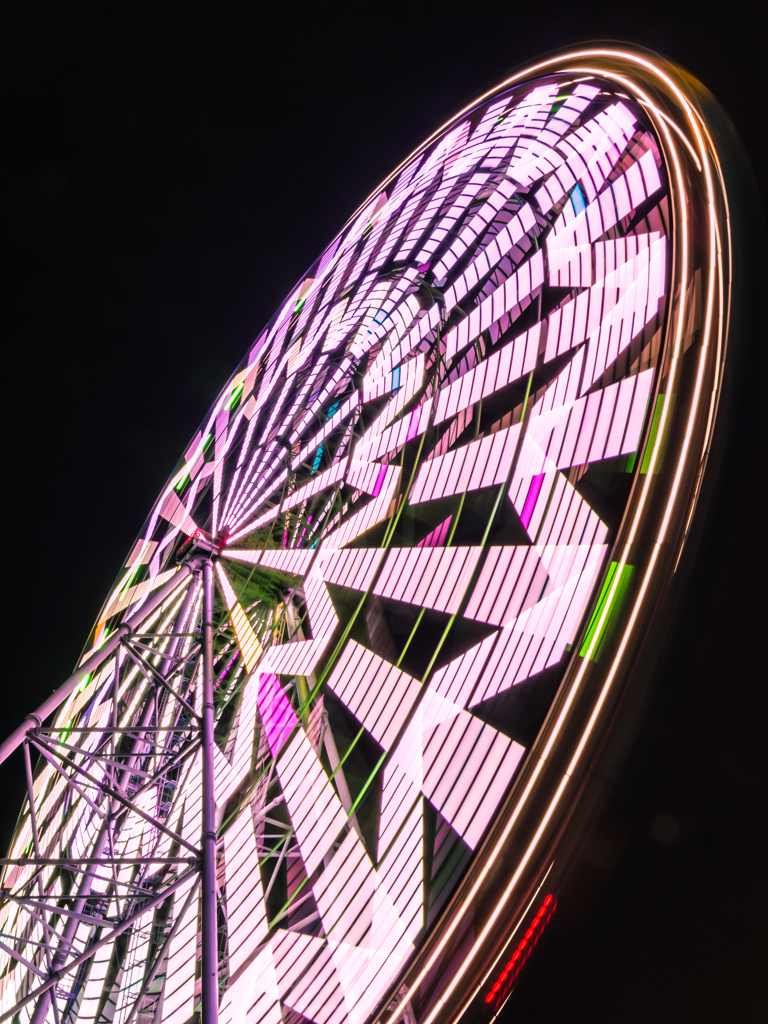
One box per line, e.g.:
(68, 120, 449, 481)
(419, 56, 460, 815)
(257, 673, 298, 757)
(372, 464, 388, 497)
(417, 515, 453, 548)
(406, 405, 422, 442)
(520, 473, 545, 530)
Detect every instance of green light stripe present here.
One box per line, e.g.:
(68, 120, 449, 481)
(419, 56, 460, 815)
(640, 393, 674, 474)
(579, 561, 634, 661)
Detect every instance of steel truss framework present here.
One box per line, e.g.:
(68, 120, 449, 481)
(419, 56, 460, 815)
(0, 47, 734, 1024)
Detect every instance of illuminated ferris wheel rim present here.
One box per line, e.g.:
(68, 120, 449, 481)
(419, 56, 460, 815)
(0, 44, 734, 1024)
(368, 47, 731, 1024)
(334, 45, 722, 262)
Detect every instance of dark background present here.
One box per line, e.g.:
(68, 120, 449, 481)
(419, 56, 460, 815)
(2, 2, 766, 1021)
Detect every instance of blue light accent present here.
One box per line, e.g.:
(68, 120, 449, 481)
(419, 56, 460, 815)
(391, 366, 401, 390)
(373, 308, 388, 325)
(570, 184, 586, 216)
(326, 401, 339, 419)
(313, 445, 324, 473)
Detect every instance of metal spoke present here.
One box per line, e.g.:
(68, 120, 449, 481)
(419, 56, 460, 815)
(1, 868, 199, 1023)
(121, 642, 202, 723)
(29, 733, 201, 858)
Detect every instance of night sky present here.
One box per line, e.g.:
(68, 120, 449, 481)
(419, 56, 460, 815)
(2, 2, 766, 1021)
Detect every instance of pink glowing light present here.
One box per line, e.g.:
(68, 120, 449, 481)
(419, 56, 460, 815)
(257, 673, 298, 758)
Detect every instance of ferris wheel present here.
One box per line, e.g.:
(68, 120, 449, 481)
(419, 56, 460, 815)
(0, 46, 736, 1024)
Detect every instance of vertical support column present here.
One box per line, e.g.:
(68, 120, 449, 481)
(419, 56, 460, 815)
(26, 570, 201, 1024)
(200, 558, 219, 1023)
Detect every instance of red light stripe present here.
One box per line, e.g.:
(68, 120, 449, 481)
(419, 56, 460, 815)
(484, 895, 557, 1005)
